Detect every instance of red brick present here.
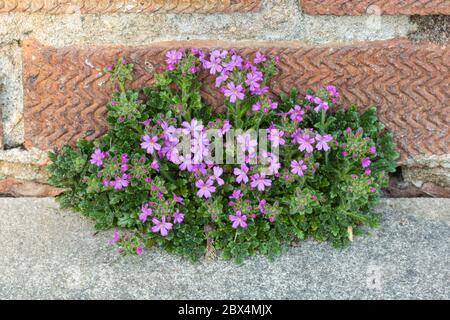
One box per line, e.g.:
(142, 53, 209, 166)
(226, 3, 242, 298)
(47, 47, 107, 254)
(22, 39, 450, 161)
(0, 178, 64, 197)
(299, 0, 450, 15)
(0, 0, 261, 13)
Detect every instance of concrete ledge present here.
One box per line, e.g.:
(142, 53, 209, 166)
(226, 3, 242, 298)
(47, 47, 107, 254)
(0, 198, 448, 299)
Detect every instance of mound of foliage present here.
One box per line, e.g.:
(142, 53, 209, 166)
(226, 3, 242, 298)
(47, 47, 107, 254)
(48, 49, 398, 263)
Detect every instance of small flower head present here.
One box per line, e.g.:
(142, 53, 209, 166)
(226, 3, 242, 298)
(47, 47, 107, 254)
(229, 210, 248, 229)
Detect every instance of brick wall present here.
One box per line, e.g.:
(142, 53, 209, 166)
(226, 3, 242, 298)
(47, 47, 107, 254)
(0, 0, 449, 197)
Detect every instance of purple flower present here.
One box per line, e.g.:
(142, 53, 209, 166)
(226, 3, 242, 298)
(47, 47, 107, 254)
(111, 227, 119, 243)
(223, 82, 245, 103)
(150, 159, 160, 171)
(314, 97, 329, 112)
(215, 71, 229, 88)
(268, 128, 285, 147)
(182, 119, 203, 134)
(254, 51, 266, 64)
(136, 246, 143, 255)
(212, 166, 225, 186)
(173, 209, 185, 224)
(141, 135, 161, 155)
(139, 204, 153, 223)
(288, 105, 305, 122)
(250, 173, 272, 191)
(369, 146, 377, 154)
(151, 216, 173, 236)
(90, 148, 107, 166)
(252, 101, 261, 112)
(229, 189, 243, 199)
(218, 119, 231, 137)
(111, 175, 129, 190)
(195, 179, 216, 199)
(361, 157, 371, 168)
(229, 210, 248, 229)
(172, 192, 184, 204)
(291, 160, 307, 176)
(165, 50, 182, 65)
(297, 133, 315, 153)
(258, 199, 266, 214)
(234, 164, 249, 184)
(315, 134, 333, 151)
(223, 54, 243, 71)
(326, 85, 339, 97)
(205, 57, 223, 75)
(236, 133, 258, 154)
(245, 71, 263, 92)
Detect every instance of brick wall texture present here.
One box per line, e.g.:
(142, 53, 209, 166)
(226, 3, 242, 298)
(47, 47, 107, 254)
(1, 0, 449, 196)
(0, 0, 262, 13)
(23, 39, 449, 161)
(299, 0, 450, 16)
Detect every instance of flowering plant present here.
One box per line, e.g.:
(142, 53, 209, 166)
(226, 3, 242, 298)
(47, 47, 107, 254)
(48, 49, 398, 263)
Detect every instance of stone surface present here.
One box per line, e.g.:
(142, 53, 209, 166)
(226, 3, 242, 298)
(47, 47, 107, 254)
(409, 15, 450, 44)
(299, 0, 450, 16)
(23, 39, 450, 161)
(0, 197, 448, 299)
(0, 0, 262, 13)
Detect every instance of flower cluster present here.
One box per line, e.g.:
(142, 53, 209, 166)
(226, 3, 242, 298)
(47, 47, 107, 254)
(48, 48, 398, 262)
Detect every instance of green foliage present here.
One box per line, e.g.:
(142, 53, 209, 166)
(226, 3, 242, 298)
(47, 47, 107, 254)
(47, 52, 398, 263)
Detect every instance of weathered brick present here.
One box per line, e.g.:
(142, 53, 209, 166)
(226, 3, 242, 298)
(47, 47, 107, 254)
(299, 0, 450, 16)
(0, 0, 261, 13)
(23, 39, 450, 161)
(0, 178, 63, 197)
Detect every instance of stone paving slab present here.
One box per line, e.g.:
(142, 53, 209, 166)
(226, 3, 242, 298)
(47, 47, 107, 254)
(0, 197, 449, 300)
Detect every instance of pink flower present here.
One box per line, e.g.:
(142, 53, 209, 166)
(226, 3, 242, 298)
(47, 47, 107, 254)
(195, 179, 216, 198)
(173, 209, 185, 224)
(212, 166, 225, 186)
(254, 51, 266, 64)
(315, 134, 333, 151)
(258, 199, 266, 214)
(90, 148, 107, 166)
(369, 146, 377, 154)
(136, 246, 143, 255)
(250, 173, 272, 191)
(245, 71, 263, 92)
(313, 97, 329, 112)
(342, 151, 349, 157)
(151, 216, 173, 236)
(218, 119, 231, 137)
(298, 133, 315, 153)
(229, 210, 248, 229)
(150, 159, 160, 171)
(288, 105, 305, 122)
(326, 85, 339, 97)
(291, 160, 307, 176)
(139, 204, 153, 223)
(229, 189, 243, 199)
(141, 135, 161, 155)
(111, 175, 129, 190)
(252, 101, 261, 112)
(172, 192, 184, 204)
(165, 50, 182, 65)
(234, 164, 249, 184)
(361, 157, 371, 168)
(182, 119, 204, 134)
(215, 71, 229, 88)
(223, 82, 245, 103)
(370, 187, 377, 193)
(236, 133, 258, 154)
(268, 128, 285, 147)
(205, 57, 223, 75)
